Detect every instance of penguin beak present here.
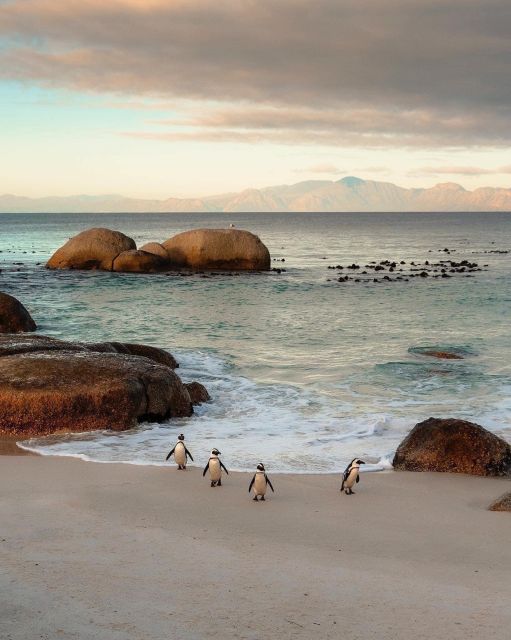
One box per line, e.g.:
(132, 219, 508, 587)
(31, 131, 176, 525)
(359, 460, 366, 464)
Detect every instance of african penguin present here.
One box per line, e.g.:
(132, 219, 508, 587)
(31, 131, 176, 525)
(341, 458, 365, 495)
(165, 434, 194, 470)
(203, 449, 229, 487)
(248, 463, 275, 501)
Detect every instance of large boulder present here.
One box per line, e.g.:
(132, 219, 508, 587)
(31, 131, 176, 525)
(393, 417, 511, 476)
(488, 492, 511, 512)
(0, 293, 37, 333)
(0, 334, 196, 437)
(139, 242, 169, 259)
(112, 249, 169, 273)
(46, 228, 136, 270)
(162, 228, 271, 270)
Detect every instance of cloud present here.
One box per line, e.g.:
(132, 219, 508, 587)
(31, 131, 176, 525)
(411, 165, 511, 176)
(1, 0, 511, 148)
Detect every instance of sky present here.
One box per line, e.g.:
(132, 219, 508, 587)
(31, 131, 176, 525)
(1, 0, 511, 199)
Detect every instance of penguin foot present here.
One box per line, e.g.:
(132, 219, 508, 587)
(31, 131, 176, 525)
(253, 496, 258, 501)
(260, 496, 265, 501)
(217, 480, 222, 486)
(210, 481, 216, 487)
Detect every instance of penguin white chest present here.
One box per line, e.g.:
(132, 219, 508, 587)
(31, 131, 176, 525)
(174, 442, 186, 466)
(253, 473, 267, 496)
(345, 468, 359, 489)
(209, 458, 221, 481)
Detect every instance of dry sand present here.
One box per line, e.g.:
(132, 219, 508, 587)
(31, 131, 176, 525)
(1, 455, 510, 640)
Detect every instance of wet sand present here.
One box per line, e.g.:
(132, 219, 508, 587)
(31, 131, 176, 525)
(1, 455, 510, 640)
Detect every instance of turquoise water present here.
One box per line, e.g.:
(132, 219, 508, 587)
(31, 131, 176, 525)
(2, 212, 510, 472)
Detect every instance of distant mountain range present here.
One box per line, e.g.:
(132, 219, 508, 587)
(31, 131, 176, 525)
(2, 177, 511, 213)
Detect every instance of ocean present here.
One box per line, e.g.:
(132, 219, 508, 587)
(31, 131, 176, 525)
(2, 211, 510, 472)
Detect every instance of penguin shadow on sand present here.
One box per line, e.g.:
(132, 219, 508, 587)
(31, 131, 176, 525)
(165, 434, 194, 470)
(341, 458, 365, 495)
(203, 448, 229, 487)
(248, 463, 275, 502)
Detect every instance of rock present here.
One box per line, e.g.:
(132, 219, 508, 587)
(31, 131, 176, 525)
(393, 418, 511, 476)
(185, 381, 211, 405)
(46, 228, 136, 270)
(85, 342, 178, 369)
(162, 228, 270, 270)
(421, 350, 463, 360)
(112, 249, 169, 273)
(0, 293, 37, 333)
(488, 492, 511, 512)
(0, 334, 196, 437)
(139, 242, 169, 259)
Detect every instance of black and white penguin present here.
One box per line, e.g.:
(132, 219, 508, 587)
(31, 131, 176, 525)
(248, 463, 274, 501)
(341, 458, 365, 495)
(203, 449, 229, 487)
(165, 434, 194, 470)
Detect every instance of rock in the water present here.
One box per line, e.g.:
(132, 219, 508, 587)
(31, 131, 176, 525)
(185, 381, 211, 405)
(46, 227, 136, 270)
(0, 335, 194, 437)
(86, 342, 178, 369)
(488, 492, 511, 512)
(112, 249, 169, 273)
(393, 417, 511, 476)
(162, 228, 271, 270)
(139, 242, 169, 259)
(0, 293, 37, 333)
(420, 350, 463, 360)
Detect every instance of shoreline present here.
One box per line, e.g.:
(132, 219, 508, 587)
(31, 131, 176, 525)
(1, 455, 510, 639)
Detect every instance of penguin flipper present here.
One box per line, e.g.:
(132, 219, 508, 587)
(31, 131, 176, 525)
(165, 446, 176, 461)
(185, 447, 194, 462)
(220, 461, 229, 474)
(248, 475, 255, 493)
(202, 461, 210, 476)
(356, 475, 360, 483)
(266, 475, 275, 492)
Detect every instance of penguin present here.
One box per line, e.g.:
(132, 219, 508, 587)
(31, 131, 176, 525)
(248, 463, 274, 501)
(341, 458, 365, 495)
(165, 434, 194, 470)
(203, 449, 229, 487)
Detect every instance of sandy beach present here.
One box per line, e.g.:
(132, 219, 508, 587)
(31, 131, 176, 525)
(1, 453, 510, 640)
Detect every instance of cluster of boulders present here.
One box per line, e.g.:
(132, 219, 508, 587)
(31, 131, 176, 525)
(46, 227, 271, 273)
(327, 256, 487, 284)
(0, 333, 210, 437)
(0, 293, 209, 438)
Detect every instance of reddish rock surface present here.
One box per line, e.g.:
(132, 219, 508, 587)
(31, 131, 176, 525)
(0, 335, 196, 437)
(112, 249, 169, 273)
(420, 350, 463, 360)
(393, 417, 511, 476)
(139, 242, 169, 259)
(46, 227, 136, 270)
(86, 342, 178, 369)
(0, 293, 37, 333)
(162, 228, 271, 270)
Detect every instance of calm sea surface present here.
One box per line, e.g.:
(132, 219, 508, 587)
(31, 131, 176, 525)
(2, 212, 510, 472)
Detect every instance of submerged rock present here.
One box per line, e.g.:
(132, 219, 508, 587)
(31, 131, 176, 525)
(46, 227, 136, 270)
(162, 228, 271, 270)
(0, 334, 195, 437)
(488, 492, 511, 512)
(0, 293, 37, 333)
(393, 417, 511, 476)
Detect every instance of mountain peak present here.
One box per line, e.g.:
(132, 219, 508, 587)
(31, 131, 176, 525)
(338, 176, 365, 187)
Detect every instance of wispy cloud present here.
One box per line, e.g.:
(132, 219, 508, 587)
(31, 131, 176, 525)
(411, 165, 511, 177)
(1, 0, 511, 148)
